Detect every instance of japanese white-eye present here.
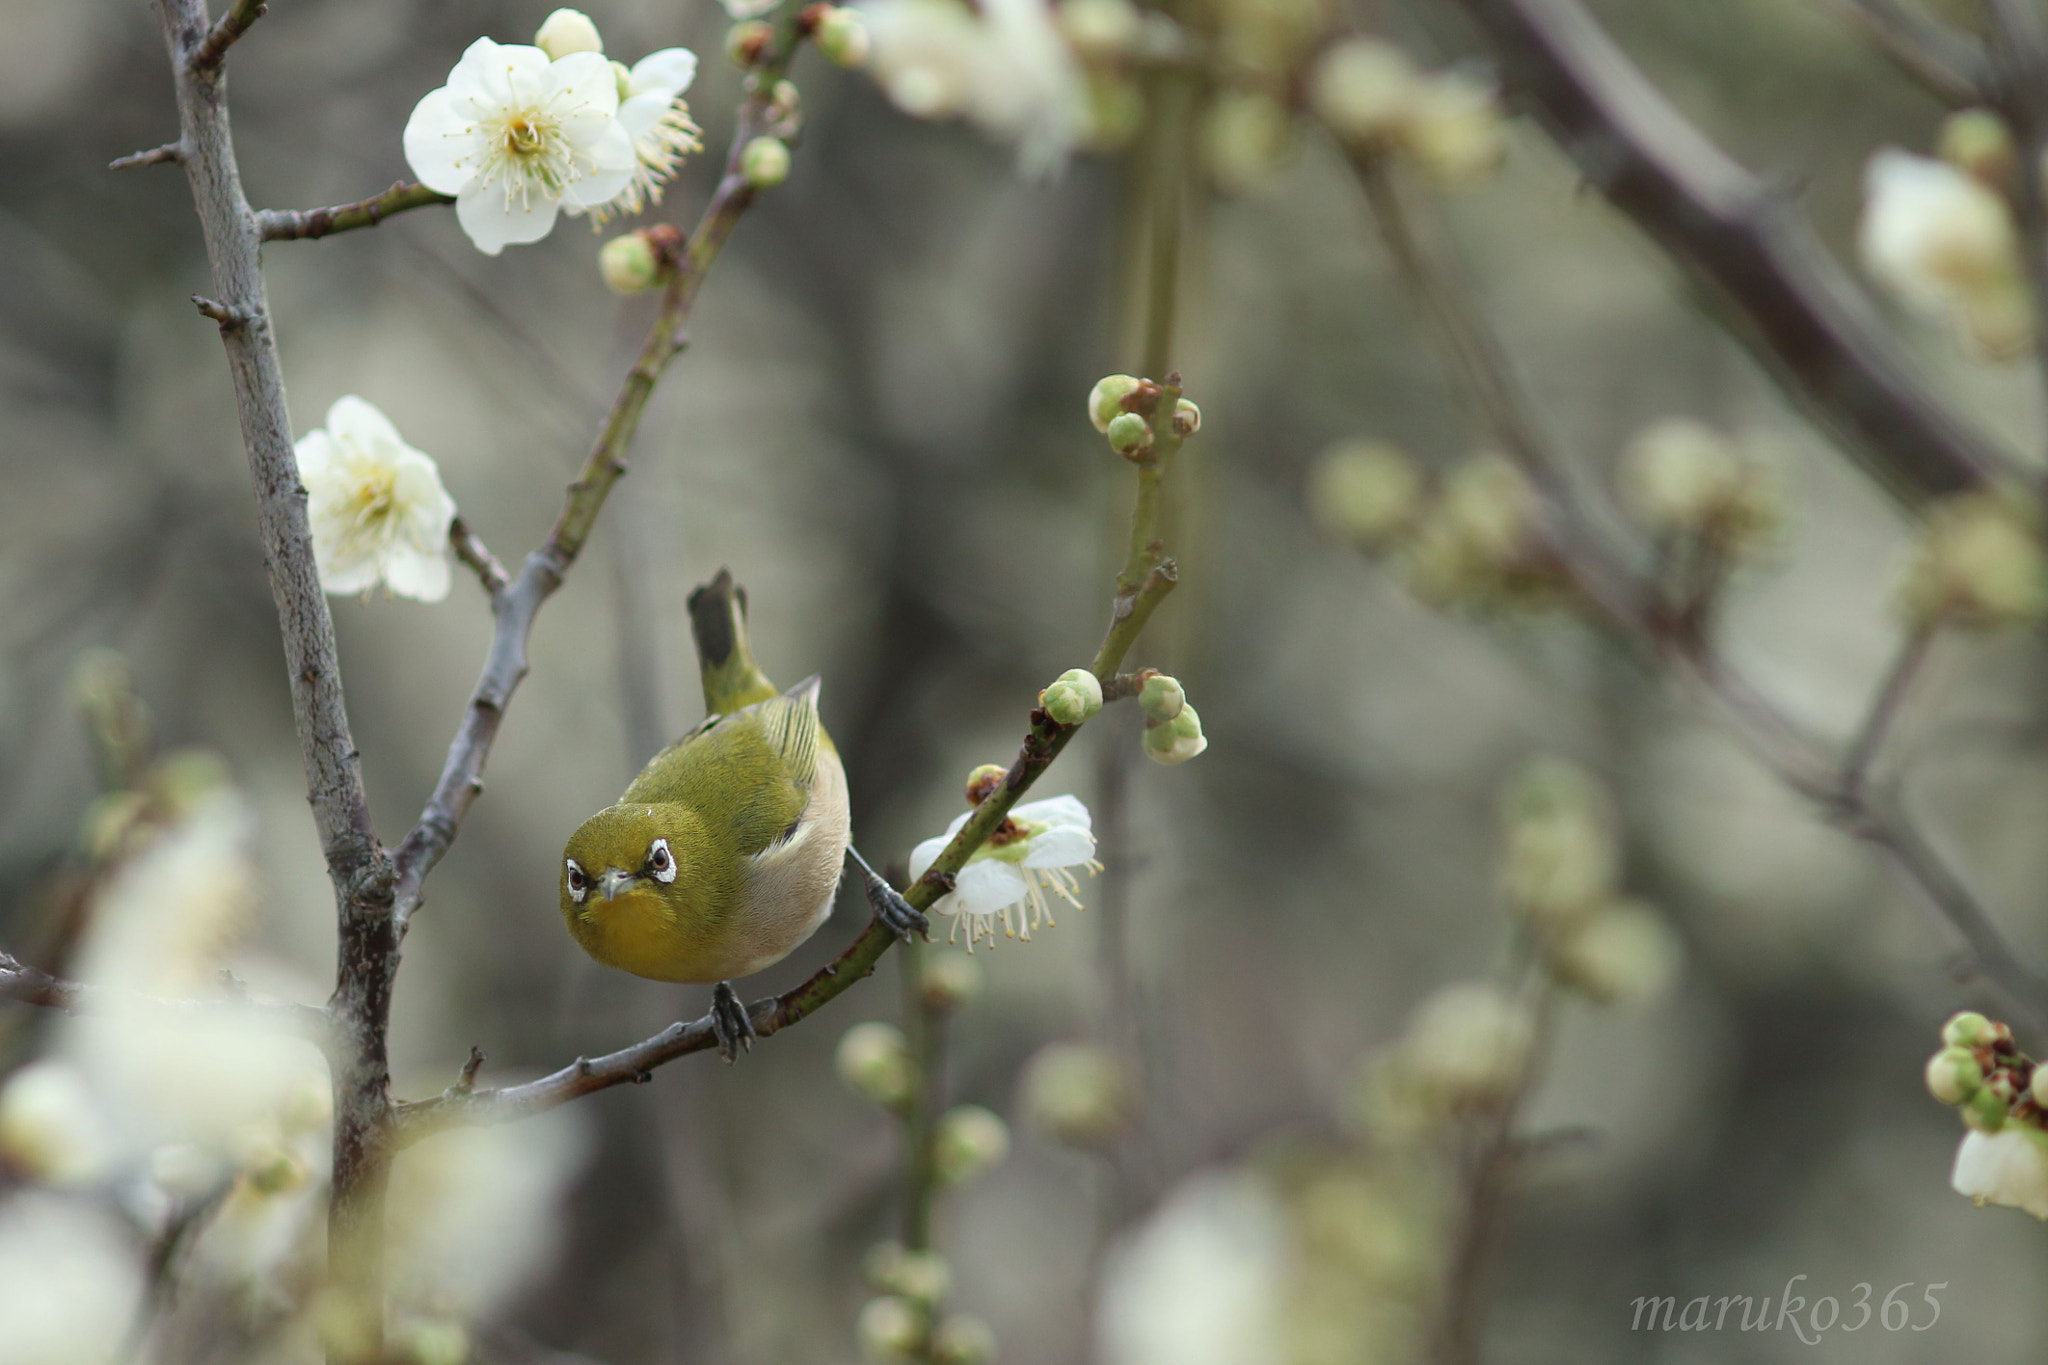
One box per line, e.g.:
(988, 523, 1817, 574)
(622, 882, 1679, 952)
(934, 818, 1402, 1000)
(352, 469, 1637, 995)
(558, 573, 851, 986)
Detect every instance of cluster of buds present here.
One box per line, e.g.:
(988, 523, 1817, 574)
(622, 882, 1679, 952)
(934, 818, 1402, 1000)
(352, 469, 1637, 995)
(1896, 491, 2048, 631)
(1050, 0, 1180, 153)
(1017, 1040, 1139, 1149)
(858, 1243, 996, 1363)
(598, 223, 686, 295)
(1500, 758, 1681, 1006)
(1927, 1011, 2048, 1219)
(1403, 454, 1567, 612)
(1087, 373, 1200, 464)
(1136, 669, 1204, 765)
(1617, 418, 1782, 560)
(1351, 980, 1537, 1142)
(1307, 37, 1506, 186)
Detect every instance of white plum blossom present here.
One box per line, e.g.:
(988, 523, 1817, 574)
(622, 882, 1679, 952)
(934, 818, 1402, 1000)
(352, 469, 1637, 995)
(1951, 1126, 2048, 1220)
(907, 794, 1098, 948)
(1858, 148, 2032, 360)
(0, 1194, 145, 1365)
(403, 38, 635, 255)
(862, 0, 1089, 176)
(295, 397, 456, 602)
(1096, 1170, 1288, 1365)
(578, 48, 703, 224)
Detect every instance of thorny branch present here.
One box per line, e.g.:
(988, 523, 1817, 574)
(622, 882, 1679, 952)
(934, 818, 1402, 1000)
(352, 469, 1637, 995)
(1448, 0, 2007, 506)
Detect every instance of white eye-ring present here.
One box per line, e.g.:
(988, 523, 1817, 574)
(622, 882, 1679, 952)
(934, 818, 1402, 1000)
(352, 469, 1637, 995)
(565, 859, 588, 904)
(647, 838, 677, 884)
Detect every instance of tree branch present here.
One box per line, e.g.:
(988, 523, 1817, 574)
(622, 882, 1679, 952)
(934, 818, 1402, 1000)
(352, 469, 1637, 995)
(256, 182, 453, 243)
(1448, 0, 2009, 506)
(1812, 0, 1989, 104)
(448, 515, 509, 596)
(189, 0, 268, 73)
(0, 951, 331, 1041)
(110, 141, 185, 171)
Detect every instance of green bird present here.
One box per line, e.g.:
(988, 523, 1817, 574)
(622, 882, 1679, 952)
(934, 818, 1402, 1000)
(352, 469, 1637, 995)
(559, 570, 925, 1057)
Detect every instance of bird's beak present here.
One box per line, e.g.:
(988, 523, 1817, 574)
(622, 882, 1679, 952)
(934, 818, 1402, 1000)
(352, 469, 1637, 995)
(597, 869, 638, 901)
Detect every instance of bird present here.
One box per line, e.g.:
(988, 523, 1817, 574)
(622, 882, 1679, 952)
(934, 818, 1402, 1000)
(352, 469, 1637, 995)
(558, 570, 925, 1059)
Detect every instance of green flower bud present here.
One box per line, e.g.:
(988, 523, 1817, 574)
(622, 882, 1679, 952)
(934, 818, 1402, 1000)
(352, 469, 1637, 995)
(1965, 1086, 2009, 1132)
(1927, 1046, 1985, 1106)
(535, 7, 604, 59)
(1308, 37, 1420, 146)
(1088, 374, 1142, 432)
(1106, 410, 1153, 457)
(1172, 398, 1201, 437)
(612, 59, 633, 102)
(965, 763, 1008, 805)
(1396, 72, 1505, 186)
(1898, 493, 2048, 630)
(933, 1104, 1010, 1185)
(741, 136, 793, 189)
(2031, 1064, 2048, 1108)
(856, 1295, 924, 1363)
(1619, 418, 1780, 550)
(1944, 1011, 1994, 1048)
(1405, 453, 1555, 609)
(920, 953, 983, 1011)
(1204, 90, 1293, 195)
(1018, 1041, 1138, 1149)
(1041, 667, 1104, 725)
(1403, 980, 1534, 1108)
(392, 1318, 470, 1365)
(836, 1022, 915, 1109)
(1548, 901, 1681, 1005)
(599, 233, 663, 294)
(765, 79, 804, 134)
(1058, 0, 1141, 60)
(1940, 108, 2015, 188)
(1138, 672, 1184, 722)
(1310, 441, 1422, 548)
(1500, 758, 1618, 931)
(814, 5, 872, 67)
(1142, 702, 1206, 765)
(932, 1315, 996, 1365)
(726, 20, 775, 68)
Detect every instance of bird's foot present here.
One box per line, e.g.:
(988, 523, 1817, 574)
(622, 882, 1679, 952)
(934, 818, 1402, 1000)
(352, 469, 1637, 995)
(710, 981, 755, 1063)
(846, 845, 929, 942)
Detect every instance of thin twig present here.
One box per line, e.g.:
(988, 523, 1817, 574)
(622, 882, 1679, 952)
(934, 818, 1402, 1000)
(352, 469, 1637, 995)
(189, 0, 268, 71)
(1982, 0, 2048, 453)
(256, 183, 453, 243)
(1840, 621, 1939, 802)
(448, 516, 509, 597)
(1812, 0, 1989, 104)
(1447, 0, 2006, 506)
(110, 142, 184, 172)
(0, 951, 331, 1040)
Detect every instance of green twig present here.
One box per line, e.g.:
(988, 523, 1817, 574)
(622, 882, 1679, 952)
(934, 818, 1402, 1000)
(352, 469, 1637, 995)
(257, 182, 453, 242)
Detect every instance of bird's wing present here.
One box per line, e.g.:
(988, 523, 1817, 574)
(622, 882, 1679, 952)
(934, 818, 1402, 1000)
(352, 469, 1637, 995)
(620, 677, 824, 859)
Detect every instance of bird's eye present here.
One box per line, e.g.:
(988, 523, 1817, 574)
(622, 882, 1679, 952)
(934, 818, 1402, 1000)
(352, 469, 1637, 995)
(565, 859, 588, 903)
(647, 837, 677, 884)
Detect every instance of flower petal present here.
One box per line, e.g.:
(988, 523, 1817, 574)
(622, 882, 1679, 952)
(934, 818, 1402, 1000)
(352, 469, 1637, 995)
(1022, 826, 1094, 868)
(445, 37, 522, 109)
(381, 546, 453, 603)
(293, 428, 337, 481)
(402, 87, 479, 195)
(952, 860, 1027, 916)
(547, 49, 622, 115)
(326, 396, 404, 453)
(629, 48, 699, 98)
(617, 91, 674, 144)
(907, 833, 951, 882)
(1015, 794, 1091, 831)
(454, 182, 560, 255)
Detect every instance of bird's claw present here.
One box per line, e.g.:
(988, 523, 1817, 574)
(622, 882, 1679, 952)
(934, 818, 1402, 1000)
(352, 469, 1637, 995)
(710, 981, 755, 1063)
(870, 881, 929, 943)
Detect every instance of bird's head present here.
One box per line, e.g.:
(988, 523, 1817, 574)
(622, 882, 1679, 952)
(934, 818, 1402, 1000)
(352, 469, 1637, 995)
(560, 802, 706, 926)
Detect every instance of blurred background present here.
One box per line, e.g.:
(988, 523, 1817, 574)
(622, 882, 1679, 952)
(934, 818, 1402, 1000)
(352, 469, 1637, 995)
(6, 0, 2048, 1360)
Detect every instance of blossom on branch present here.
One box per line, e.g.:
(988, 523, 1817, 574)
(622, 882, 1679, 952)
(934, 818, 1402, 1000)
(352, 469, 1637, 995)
(575, 48, 703, 224)
(295, 397, 457, 602)
(907, 794, 1098, 949)
(403, 38, 635, 255)
(1858, 148, 2032, 361)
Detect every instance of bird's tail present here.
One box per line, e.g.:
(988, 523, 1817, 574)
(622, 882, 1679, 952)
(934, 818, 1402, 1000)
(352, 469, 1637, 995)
(687, 569, 781, 716)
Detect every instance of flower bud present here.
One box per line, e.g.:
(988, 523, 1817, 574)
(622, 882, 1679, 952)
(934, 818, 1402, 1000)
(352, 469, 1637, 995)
(932, 1315, 996, 1365)
(612, 59, 634, 101)
(2030, 1064, 2048, 1109)
(1939, 108, 2015, 188)
(1548, 901, 1681, 1005)
(1085, 74, 1146, 152)
(1619, 418, 1780, 551)
(921, 952, 983, 1011)
(0, 1060, 110, 1186)
(1106, 410, 1153, 457)
(1059, 0, 1141, 59)
(741, 136, 793, 189)
(1927, 1047, 1985, 1106)
(1396, 72, 1504, 186)
(1138, 672, 1184, 722)
(1172, 398, 1201, 437)
(1403, 981, 1534, 1108)
(1944, 1011, 1994, 1048)
(1018, 1041, 1138, 1149)
(864, 1240, 952, 1303)
(535, 7, 604, 59)
(766, 79, 804, 134)
(1964, 1086, 2010, 1132)
(837, 1021, 916, 1109)
(1897, 493, 2048, 630)
(965, 763, 1008, 805)
(1309, 38, 1420, 146)
(726, 20, 776, 68)
(1041, 667, 1104, 725)
(814, 6, 872, 66)
(1204, 90, 1293, 195)
(1310, 440, 1422, 548)
(1404, 453, 1555, 608)
(934, 1104, 1010, 1185)
(857, 1295, 924, 1363)
(232, 1125, 309, 1195)
(1500, 757, 1617, 930)
(599, 233, 663, 294)
(392, 1318, 470, 1365)
(1142, 702, 1206, 765)
(1088, 374, 1142, 432)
